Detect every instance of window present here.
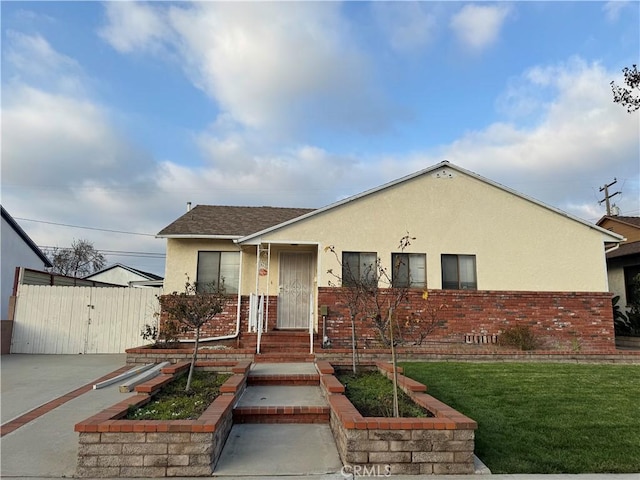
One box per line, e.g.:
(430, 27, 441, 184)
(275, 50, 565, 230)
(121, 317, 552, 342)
(196, 251, 240, 294)
(342, 252, 377, 287)
(441, 254, 477, 290)
(392, 253, 426, 288)
(624, 265, 640, 305)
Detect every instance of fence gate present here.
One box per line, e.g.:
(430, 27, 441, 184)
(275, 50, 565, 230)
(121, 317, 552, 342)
(11, 285, 160, 354)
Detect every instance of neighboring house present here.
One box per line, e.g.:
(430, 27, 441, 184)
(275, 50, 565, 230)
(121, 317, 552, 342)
(1, 206, 52, 320)
(1, 206, 53, 354)
(157, 161, 623, 352)
(84, 263, 163, 288)
(596, 215, 640, 311)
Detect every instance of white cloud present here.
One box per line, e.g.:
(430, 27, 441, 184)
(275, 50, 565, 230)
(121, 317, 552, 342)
(450, 4, 511, 52)
(99, 2, 394, 137)
(2, 85, 153, 187)
(603, 1, 630, 22)
(4, 31, 86, 94)
(410, 58, 640, 219)
(98, 1, 169, 54)
(372, 2, 437, 52)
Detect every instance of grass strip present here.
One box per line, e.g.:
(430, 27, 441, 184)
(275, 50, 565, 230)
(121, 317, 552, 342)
(401, 362, 640, 474)
(126, 371, 231, 420)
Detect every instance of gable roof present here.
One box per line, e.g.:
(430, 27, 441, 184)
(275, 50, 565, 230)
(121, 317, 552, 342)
(84, 263, 163, 281)
(157, 205, 315, 238)
(597, 215, 640, 229)
(237, 161, 625, 245)
(1, 205, 53, 267)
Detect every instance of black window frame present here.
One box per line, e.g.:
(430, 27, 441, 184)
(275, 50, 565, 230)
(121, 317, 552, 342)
(196, 251, 240, 294)
(391, 252, 427, 288)
(441, 254, 477, 290)
(342, 251, 377, 287)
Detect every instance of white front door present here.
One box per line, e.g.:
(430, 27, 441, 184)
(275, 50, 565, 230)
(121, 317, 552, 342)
(277, 252, 313, 329)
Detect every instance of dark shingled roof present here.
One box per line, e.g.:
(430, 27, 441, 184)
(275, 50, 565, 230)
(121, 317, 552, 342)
(607, 240, 640, 260)
(157, 205, 315, 237)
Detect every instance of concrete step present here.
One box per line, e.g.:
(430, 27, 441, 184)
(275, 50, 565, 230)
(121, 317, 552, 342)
(248, 361, 320, 384)
(236, 367, 328, 424)
(233, 385, 330, 424)
(253, 352, 316, 362)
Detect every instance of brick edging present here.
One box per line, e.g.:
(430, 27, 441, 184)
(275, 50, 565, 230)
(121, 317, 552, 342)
(74, 361, 249, 478)
(0, 365, 131, 437)
(321, 362, 477, 475)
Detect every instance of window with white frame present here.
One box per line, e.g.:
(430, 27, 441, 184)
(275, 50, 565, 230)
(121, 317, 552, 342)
(392, 253, 426, 288)
(342, 251, 377, 287)
(196, 251, 240, 294)
(441, 254, 477, 290)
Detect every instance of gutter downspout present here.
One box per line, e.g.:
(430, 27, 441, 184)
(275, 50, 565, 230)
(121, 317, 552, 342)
(179, 248, 243, 343)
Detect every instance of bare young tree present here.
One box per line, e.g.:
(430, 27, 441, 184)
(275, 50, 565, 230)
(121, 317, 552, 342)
(611, 64, 640, 113)
(326, 235, 448, 416)
(326, 234, 446, 378)
(47, 238, 106, 277)
(158, 278, 226, 392)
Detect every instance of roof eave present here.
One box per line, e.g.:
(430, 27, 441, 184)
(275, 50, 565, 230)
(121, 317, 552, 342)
(157, 234, 243, 240)
(1, 206, 53, 267)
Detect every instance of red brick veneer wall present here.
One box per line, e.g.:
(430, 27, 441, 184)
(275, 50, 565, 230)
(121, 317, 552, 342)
(318, 288, 615, 352)
(163, 289, 615, 353)
(162, 295, 278, 340)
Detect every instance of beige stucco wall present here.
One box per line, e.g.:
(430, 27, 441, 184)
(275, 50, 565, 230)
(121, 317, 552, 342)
(251, 167, 611, 292)
(163, 167, 614, 295)
(164, 239, 241, 293)
(164, 239, 318, 296)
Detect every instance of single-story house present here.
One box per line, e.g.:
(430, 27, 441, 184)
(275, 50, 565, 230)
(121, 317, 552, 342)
(84, 263, 163, 288)
(157, 161, 623, 353)
(596, 215, 640, 312)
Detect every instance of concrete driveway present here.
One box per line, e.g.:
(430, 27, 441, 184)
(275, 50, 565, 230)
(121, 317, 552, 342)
(1, 354, 133, 478)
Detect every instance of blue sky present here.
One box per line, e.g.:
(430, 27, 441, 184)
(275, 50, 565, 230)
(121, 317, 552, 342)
(1, 1, 639, 276)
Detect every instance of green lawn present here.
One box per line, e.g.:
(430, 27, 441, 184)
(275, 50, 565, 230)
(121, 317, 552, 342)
(400, 362, 640, 474)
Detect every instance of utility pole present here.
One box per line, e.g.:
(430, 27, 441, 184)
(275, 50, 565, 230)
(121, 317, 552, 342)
(599, 178, 621, 216)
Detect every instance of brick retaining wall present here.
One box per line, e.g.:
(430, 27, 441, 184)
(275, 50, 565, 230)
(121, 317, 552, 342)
(75, 360, 250, 477)
(319, 361, 477, 475)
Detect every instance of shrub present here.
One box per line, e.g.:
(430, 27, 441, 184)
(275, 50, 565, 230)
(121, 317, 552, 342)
(498, 325, 538, 351)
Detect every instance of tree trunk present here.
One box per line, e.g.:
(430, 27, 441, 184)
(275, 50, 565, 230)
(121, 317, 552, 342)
(389, 308, 399, 417)
(186, 326, 200, 392)
(351, 313, 357, 374)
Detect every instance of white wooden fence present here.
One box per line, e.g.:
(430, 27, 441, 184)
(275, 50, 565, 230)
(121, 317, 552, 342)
(11, 285, 161, 354)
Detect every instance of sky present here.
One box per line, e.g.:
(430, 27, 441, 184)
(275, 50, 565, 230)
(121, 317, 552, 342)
(1, 1, 639, 278)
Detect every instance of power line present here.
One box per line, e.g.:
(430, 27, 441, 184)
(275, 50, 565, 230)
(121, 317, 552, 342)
(39, 246, 165, 258)
(15, 217, 156, 237)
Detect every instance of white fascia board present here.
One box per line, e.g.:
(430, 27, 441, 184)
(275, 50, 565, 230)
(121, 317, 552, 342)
(156, 234, 242, 240)
(235, 239, 320, 246)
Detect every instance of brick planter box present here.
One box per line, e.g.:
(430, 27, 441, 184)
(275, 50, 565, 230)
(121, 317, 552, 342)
(318, 360, 477, 475)
(125, 345, 255, 365)
(74, 360, 251, 477)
